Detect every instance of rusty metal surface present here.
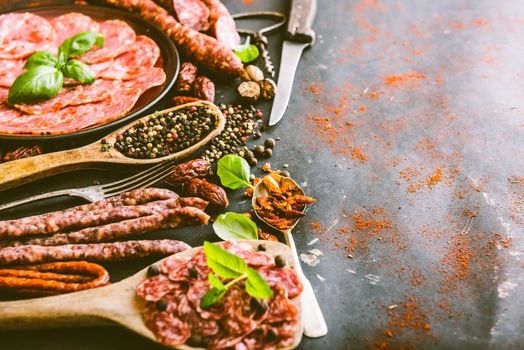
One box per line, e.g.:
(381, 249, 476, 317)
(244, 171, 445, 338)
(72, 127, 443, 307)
(0, 0, 523, 349)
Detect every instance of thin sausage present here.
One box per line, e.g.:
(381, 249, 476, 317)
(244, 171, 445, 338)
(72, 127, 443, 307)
(0, 240, 191, 265)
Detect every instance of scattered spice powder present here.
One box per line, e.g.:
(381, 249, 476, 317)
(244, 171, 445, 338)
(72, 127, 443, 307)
(384, 72, 428, 87)
(427, 167, 443, 187)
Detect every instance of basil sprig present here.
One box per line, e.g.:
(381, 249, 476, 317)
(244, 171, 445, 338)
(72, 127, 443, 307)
(234, 36, 259, 63)
(217, 154, 254, 190)
(200, 241, 273, 308)
(8, 31, 104, 105)
(213, 212, 258, 241)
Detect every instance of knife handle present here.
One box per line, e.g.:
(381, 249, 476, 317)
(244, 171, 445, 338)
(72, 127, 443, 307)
(287, 0, 317, 45)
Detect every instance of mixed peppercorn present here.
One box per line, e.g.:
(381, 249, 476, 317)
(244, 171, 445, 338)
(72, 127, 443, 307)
(109, 105, 217, 159)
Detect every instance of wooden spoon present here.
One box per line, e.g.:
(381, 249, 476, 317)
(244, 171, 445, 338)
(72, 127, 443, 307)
(0, 241, 302, 350)
(0, 101, 225, 191)
(253, 175, 328, 338)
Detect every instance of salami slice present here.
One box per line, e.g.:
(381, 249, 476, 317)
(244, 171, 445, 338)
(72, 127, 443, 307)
(0, 13, 56, 59)
(265, 285, 298, 323)
(79, 20, 136, 64)
(51, 13, 100, 46)
(69, 79, 119, 106)
(221, 287, 257, 336)
(136, 275, 174, 302)
(123, 67, 166, 92)
(0, 103, 22, 125)
(223, 241, 274, 267)
(172, 0, 210, 32)
(14, 85, 83, 115)
(0, 59, 25, 87)
(80, 87, 141, 128)
(146, 311, 191, 346)
(161, 256, 191, 281)
(256, 266, 303, 298)
(100, 36, 160, 80)
(0, 88, 8, 103)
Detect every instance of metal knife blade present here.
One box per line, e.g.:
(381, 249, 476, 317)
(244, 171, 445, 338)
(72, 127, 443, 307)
(268, 41, 308, 126)
(268, 0, 317, 126)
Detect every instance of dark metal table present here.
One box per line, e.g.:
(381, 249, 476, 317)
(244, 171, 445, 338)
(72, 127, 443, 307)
(1, 0, 523, 349)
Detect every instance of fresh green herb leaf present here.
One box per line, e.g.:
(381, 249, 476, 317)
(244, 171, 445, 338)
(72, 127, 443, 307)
(8, 66, 63, 105)
(213, 212, 259, 241)
(200, 287, 226, 309)
(24, 51, 59, 70)
(234, 37, 260, 63)
(245, 267, 273, 299)
(58, 31, 104, 59)
(208, 273, 225, 290)
(62, 59, 95, 84)
(203, 241, 247, 279)
(217, 154, 253, 190)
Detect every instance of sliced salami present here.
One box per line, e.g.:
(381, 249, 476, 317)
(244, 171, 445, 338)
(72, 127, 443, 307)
(221, 287, 257, 336)
(0, 13, 56, 59)
(136, 275, 174, 302)
(223, 241, 274, 267)
(146, 311, 191, 346)
(0, 59, 25, 87)
(265, 285, 298, 323)
(84, 87, 142, 127)
(14, 85, 83, 115)
(0, 103, 22, 124)
(79, 20, 136, 64)
(161, 256, 191, 281)
(100, 36, 160, 80)
(69, 79, 119, 106)
(256, 266, 303, 298)
(51, 12, 100, 46)
(187, 280, 224, 320)
(172, 0, 210, 32)
(123, 67, 166, 92)
(0, 88, 8, 103)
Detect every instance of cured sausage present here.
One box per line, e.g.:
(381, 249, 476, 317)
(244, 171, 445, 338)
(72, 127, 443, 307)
(3, 205, 210, 247)
(0, 13, 56, 59)
(0, 239, 191, 265)
(99, 0, 244, 78)
(51, 12, 100, 45)
(174, 62, 198, 93)
(182, 178, 229, 208)
(14, 85, 83, 115)
(0, 261, 109, 296)
(165, 159, 211, 184)
(193, 76, 215, 102)
(200, 0, 240, 50)
(100, 35, 160, 80)
(156, 0, 210, 32)
(79, 20, 136, 63)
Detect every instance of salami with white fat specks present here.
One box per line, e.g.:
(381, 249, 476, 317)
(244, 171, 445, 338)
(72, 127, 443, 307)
(79, 20, 136, 64)
(136, 275, 174, 302)
(0, 59, 25, 87)
(0, 13, 56, 59)
(257, 265, 304, 298)
(51, 12, 100, 46)
(14, 85, 83, 115)
(156, 0, 210, 32)
(136, 241, 302, 348)
(200, 0, 240, 50)
(223, 241, 274, 267)
(100, 35, 160, 80)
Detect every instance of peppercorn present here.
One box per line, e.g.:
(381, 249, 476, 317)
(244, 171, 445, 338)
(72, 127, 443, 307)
(188, 267, 198, 278)
(263, 148, 273, 158)
(249, 157, 258, 167)
(258, 244, 266, 251)
(254, 145, 265, 157)
(275, 255, 286, 267)
(147, 264, 160, 276)
(155, 299, 168, 311)
(264, 138, 275, 149)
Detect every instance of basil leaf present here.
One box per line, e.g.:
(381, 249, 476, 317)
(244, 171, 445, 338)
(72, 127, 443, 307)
(246, 267, 273, 299)
(58, 31, 104, 59)
(203, 241, 247, 279)
(24, 51, 59, 70)
(208, 273, 225, 290)
(217, 154, 253, 190)
(200, 287, 226, 309)
(62, 59, 95, 84)
(213, 212, 258, 241)
(8, 66, 63, 105)
(234, 36, 259, 63)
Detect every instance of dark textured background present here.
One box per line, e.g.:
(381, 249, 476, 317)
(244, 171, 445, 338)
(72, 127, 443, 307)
(1, 0, 523, 349)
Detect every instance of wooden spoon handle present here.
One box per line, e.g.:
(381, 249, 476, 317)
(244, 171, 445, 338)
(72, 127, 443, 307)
(0, 288, 112, 330)
(283, 230, 328, 338)
(0, 146, 101, 191)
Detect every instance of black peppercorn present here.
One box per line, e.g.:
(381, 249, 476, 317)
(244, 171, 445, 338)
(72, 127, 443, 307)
(264, 138, 275, 149)
(275, 255, 286, 267)
(188, 267, 198, 278)
(155, 299, 168, 311)
(258, 244, 266, 251)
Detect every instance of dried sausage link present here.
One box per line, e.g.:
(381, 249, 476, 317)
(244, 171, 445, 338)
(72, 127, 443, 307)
(0, 188, 179, 239)
(3, 205, 209, 247)
(0, 239, 191, 265)
(0, 261, 110, 296)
